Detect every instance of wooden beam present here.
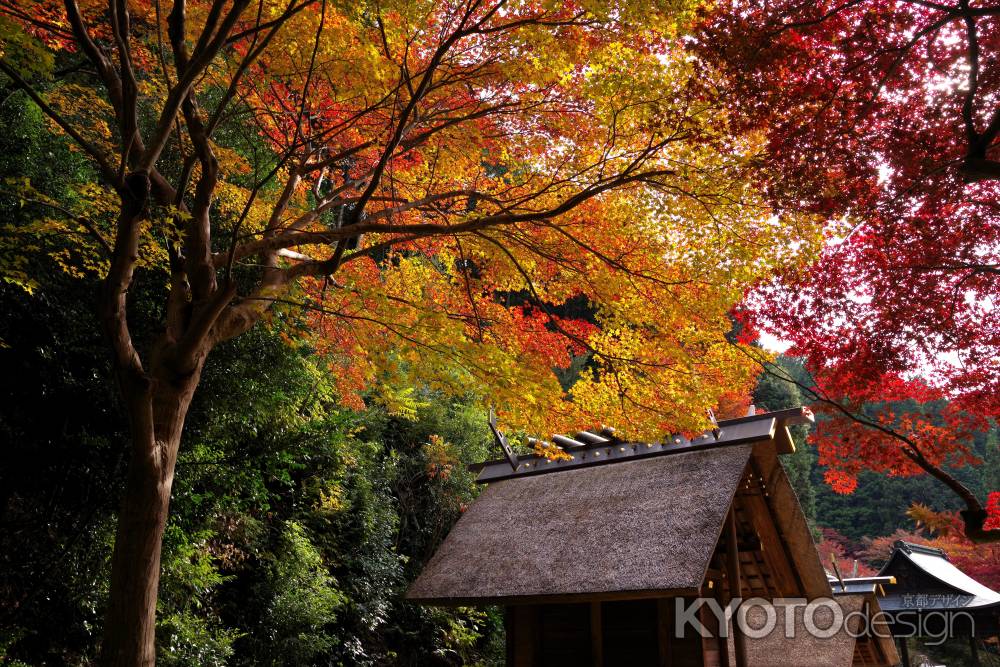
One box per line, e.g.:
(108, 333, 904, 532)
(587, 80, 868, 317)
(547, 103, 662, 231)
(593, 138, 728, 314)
(748, 448, 830, 597)
(700, 598, 721, 667)
(712, 583, 732, 667)
(738, 487, 800, 596)
(725, 509, 748, 667)
(774, 424, 796, 454)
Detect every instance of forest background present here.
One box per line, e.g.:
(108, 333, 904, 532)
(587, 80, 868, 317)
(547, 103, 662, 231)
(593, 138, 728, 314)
(1, 99, 995, 660)
(2, 0, 999, 665)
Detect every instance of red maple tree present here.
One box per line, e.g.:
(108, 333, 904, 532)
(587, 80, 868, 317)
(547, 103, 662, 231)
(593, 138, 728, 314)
(699, 0, 1000, 541)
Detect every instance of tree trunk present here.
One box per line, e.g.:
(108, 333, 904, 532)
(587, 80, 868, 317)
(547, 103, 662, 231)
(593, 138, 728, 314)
(100, 367, 201, 666)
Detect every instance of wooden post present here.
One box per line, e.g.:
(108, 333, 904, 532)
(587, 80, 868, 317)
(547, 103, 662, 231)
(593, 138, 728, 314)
(657, 598, 672, 667)
(725, 509, 748, 667)
(590, 602, 603, 667)
(505, 606, 514, 667)
(970, 635, 981, 666)
(511, 605, 538, 667)
(700, 599, 721, 667)
(897, 637, 910, 667)
(713, 582, 732, 667)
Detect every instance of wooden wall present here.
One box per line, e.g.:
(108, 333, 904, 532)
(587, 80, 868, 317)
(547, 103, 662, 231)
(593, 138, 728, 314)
(507, 597, 717, 667)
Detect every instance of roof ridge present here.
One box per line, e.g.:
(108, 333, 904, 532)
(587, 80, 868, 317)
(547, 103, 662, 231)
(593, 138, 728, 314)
(893, 540, 948, 559)
(716, 406, 814, 428)
(471, 416, 779, 483)
(473, 406, 815, 484)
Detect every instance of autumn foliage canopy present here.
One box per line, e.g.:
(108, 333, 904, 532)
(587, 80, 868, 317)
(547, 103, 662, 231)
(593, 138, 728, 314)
(4, 0, 1000, 661)
(0, 0, 823, 441)
(697, 0, 1000, 534)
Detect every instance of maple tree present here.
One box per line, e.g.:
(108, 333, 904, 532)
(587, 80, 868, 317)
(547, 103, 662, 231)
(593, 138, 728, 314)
(698, 0, 1000, 542)
(0, 1, 820, 663)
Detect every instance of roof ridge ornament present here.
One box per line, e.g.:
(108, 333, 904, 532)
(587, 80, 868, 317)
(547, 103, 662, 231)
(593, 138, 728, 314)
(470, 405, 816, 484)
(708, 408, 722, 440)
(551, 434, 587, 450)
(574, 431, 610, 446)
(488, 407, 519, 472)
(894, 540, 949, 559)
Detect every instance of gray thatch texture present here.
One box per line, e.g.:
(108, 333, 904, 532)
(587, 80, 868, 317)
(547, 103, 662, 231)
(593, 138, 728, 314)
(406, 444, 753, 604)
(741, 594, 867, 667)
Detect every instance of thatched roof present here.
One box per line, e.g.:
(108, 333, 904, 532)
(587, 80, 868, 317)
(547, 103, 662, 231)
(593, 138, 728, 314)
(407, 408, 831, 605)
(830, 580, 902, 666)
(407, 444, 754, 605)
(741, 594, 870, 667)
